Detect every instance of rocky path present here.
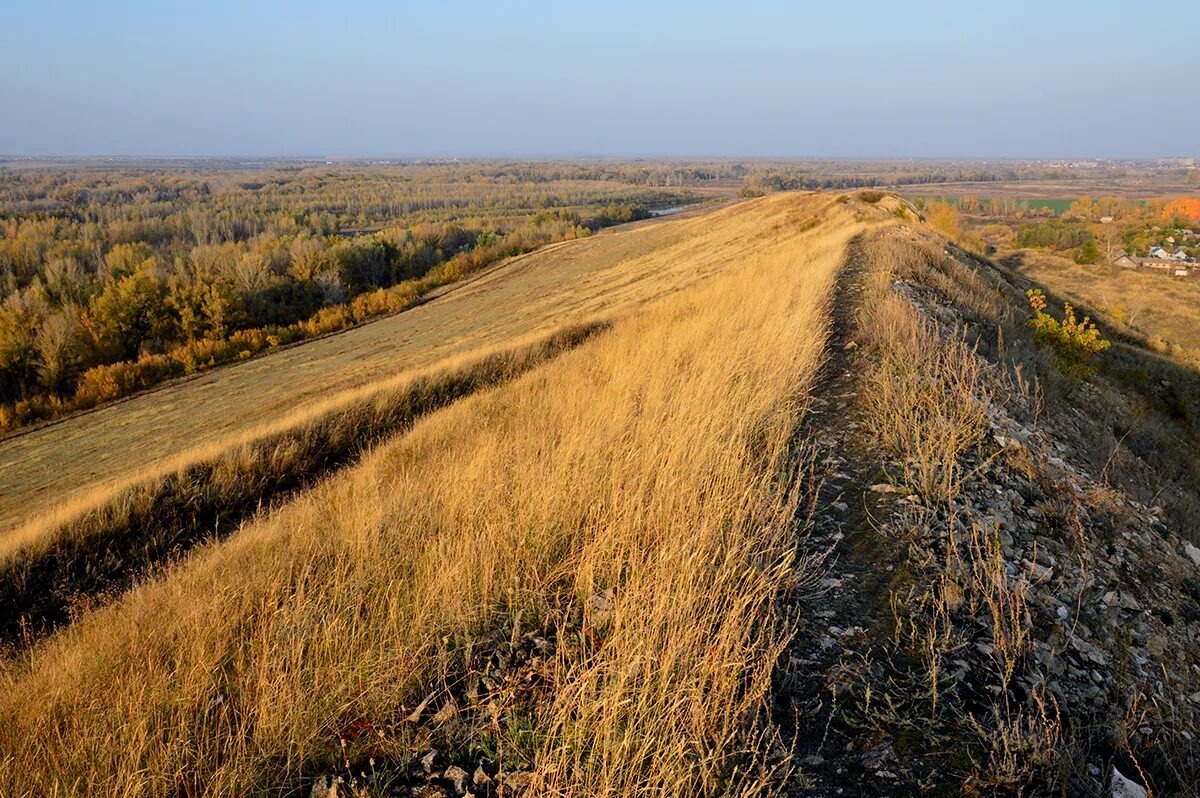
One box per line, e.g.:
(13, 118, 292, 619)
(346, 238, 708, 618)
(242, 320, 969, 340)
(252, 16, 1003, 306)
(773, 231, 1200, 797)
(772, 238, 916, 795)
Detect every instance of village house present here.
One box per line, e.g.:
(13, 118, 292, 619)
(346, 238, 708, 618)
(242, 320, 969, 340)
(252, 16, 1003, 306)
(1112, 251, 1196, 276)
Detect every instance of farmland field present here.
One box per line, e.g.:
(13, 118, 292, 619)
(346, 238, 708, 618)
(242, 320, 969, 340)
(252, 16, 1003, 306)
(898, 175, 1200, 203)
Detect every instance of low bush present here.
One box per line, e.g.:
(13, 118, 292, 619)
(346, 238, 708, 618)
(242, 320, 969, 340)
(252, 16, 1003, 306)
(1026, 289, 1110, 379)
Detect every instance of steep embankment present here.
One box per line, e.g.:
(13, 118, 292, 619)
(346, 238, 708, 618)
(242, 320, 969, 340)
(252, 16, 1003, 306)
(0, 194, 823, 646)
(0, 200, 730, 536)
(776, 220, 1200, 797)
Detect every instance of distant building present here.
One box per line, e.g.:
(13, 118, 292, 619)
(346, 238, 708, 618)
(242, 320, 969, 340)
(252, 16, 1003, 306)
(1173, 248, 1189, 260)
(1113, 252, 1195, 273)
(1150, 246, 1174, 260)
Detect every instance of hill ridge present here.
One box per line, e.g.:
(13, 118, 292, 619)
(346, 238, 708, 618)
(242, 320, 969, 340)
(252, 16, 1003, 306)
(2, 193, 1199, 797)
(775, 221, 1200, 795)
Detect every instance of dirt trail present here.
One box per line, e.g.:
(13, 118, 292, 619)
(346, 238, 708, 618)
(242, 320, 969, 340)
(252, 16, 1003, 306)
(772, 238, 913, 794)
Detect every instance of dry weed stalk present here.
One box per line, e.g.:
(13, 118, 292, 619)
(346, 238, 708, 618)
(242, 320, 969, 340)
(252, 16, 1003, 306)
(967, 690, 1062, 794)
(860, 261, 993, 505)
(966, 524, 1030, 690)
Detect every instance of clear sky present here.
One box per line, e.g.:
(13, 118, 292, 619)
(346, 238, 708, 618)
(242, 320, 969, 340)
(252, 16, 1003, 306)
(1, 0, 1196, 158)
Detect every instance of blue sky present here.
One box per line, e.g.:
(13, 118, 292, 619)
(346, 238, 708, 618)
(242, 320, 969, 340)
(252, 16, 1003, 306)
(1, 0, 1196, 158)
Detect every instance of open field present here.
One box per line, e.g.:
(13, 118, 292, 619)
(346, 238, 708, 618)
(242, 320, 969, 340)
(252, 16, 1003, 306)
(0, 191, 864, 796)
(898, 175, 1200, 203)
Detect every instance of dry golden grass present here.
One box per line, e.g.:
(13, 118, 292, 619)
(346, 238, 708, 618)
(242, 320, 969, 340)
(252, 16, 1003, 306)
(860, 295, 993, 503)
(861, 226, 1065, 792)
(0, 324, 603, 568)
(858, 231, 994, 504)
(0, 198, 772, 536)
(0, 322, 606, 647)
(0, 193, 864, 797)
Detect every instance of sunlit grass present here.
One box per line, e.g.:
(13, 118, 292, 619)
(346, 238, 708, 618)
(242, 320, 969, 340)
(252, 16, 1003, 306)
(0, 193, 865, 797)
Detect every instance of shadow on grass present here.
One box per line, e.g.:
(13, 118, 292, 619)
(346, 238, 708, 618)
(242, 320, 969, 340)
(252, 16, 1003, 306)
(0, 321, 608, 652)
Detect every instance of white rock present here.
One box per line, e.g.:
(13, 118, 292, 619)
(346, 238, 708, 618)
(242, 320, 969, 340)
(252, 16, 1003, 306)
(444, 765, 469, 793)
(310, 777, 340, 798)
(1183, 542, 1200, 567)
(1111, 767, 1148, 798)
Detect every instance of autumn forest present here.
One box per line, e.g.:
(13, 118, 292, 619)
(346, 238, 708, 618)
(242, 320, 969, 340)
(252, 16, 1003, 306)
(0, 162, 702, 432)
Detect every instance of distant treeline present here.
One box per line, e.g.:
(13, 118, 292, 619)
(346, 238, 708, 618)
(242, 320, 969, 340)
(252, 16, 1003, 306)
(912, 193, 1200, 263)
(0, 163, 677, 432)
(738, 169, 1005, 197)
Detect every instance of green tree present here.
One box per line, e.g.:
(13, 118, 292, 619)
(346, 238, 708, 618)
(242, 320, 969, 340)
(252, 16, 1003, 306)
(89, 269, 172, 360)
(35, 309, 82, 393)
(1074, 239, 1101, 264)
(169, 275, 244, 341)
(39, 257, 93, 307)
(102, 242, 156, 284)
(0, 289, 48, 400)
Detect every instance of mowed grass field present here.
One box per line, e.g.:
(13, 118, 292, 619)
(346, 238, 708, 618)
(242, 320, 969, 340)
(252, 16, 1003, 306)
(0, 191, 871, 796)
(0, 200, 755, 536)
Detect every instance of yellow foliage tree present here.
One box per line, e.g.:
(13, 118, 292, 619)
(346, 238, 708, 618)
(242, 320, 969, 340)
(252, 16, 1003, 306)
(1162, 197, 1200, 223)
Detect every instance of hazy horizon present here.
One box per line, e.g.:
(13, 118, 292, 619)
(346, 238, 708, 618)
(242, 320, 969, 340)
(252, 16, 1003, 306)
(3, 0, 1198, 160)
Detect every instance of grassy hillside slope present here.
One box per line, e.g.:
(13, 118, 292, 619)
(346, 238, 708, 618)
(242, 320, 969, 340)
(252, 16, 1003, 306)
(7, 191, 1196, 797)
(0, 203, 728, 535)
(0, 193, 866, 796)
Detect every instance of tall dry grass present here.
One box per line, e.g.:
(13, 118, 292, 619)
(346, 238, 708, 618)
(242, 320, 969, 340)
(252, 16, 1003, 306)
(858, 230, 994, 504)
(0, 194, 862, 797)
(0, 322, 606, 648)
(859, 225, 1064, 791)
